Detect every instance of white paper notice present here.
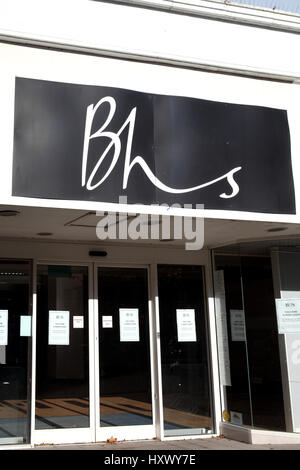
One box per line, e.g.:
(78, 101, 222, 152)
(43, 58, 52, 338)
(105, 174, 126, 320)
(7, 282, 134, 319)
(230, 310, 246, 342)
(49, 311, 70, 345)
(20, 316, 32, 337)
(73, 316, 84, 329)
(0, 310, 8, 346)
(102, 316, 113, 328)
(119, 309, 139, 342)
(275, 299, 300, 333)
(176, 309, 197, 342)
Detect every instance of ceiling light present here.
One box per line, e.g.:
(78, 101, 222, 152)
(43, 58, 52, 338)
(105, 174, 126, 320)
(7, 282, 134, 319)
(267, 227, 287, 233)
(0, 210, 20, 216)
(37, 232, 53, 236)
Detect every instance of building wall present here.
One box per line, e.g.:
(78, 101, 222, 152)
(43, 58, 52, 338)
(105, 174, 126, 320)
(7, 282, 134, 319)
(0, 41, 300, 225)
(0, 1, 300, 443)
(1, 0, 300, 79)
(1, 1, 300, 225)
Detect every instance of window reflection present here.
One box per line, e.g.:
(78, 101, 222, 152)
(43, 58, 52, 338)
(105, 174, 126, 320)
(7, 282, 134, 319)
(0, 261, 31, 445)
(214, 255, 285, 431)
(158, 265, 213, 436)
(35, 265, 89, 430)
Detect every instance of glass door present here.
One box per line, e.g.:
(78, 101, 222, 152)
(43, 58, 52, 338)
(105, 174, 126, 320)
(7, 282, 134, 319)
(34, 264, 92, 444)
(0, 261, 32, 445)
(95, 266, 155, 441)
(34, 261, 213, 444)
(157, 264, 213, 436)
(34, 263, 155, 445)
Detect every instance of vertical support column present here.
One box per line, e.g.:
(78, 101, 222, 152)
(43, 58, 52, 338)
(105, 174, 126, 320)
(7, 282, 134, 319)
(149, 263, 164, 440)
(271, 251, 300, 433)
(89, 263, 97, 440)
(205, 253, 222, 435)
(30, 260, 37, 445)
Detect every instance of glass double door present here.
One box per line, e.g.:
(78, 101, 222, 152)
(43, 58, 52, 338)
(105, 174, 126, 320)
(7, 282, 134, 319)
(34, 262, 213, 445)
(34, 264, 153, 444)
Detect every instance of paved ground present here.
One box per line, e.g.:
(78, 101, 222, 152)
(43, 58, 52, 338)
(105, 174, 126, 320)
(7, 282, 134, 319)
(30, 437, 300, 451)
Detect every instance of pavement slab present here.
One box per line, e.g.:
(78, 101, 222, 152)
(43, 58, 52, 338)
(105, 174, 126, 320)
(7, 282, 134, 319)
(29, 437, 300, 451)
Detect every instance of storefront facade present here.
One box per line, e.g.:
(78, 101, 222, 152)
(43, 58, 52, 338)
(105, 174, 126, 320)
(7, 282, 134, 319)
(1, 0, 300, 447)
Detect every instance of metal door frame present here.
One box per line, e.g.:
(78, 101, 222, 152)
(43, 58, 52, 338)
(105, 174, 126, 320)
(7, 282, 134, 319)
(94, 262, 157, 442)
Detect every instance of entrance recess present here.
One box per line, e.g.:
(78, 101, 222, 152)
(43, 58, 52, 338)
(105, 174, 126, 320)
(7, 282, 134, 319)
(33, 261, 212, 444)
(34, 263, 154, 444)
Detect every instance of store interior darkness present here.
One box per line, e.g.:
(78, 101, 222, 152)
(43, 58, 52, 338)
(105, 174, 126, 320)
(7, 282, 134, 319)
(0, 253, 288, 443)
(214, 254, 285, 431)
(36, 265, 90, 430)
(0, 261, 31, 443)
(98, 267, 153, 427)
(35, 264, 213, 434)
(158, 264, 213, 435)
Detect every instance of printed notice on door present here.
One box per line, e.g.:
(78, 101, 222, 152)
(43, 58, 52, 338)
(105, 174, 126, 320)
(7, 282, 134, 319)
(73, 316, 84, 329)
(176, 309, 197, 342)
(48, 311, 70, 345)
(119, 309, 140, 342)
(20, 316, 32, 337)
(102, 316, 113, 328)
(230, 310, 246, 342)
(275, 299, 300, 333)
(0, 310, 8, 346)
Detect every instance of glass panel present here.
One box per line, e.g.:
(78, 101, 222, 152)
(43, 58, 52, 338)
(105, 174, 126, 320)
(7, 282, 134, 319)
(98, 267, 152, 427)
(241, 256, 285, 431)
(157, 265, 212, 436)
(35, 265, 89, 430)
(0, 261, 31, 445)
(214, 256, 252, 427)
(214, 254, 285, 431)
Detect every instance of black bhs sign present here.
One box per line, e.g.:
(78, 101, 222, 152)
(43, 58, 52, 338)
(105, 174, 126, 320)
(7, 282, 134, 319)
(12, 77, 295, 214)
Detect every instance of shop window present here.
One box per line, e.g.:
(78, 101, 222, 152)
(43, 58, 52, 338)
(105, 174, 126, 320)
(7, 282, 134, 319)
(0, 261, 32, 445)
(214, 254, 285, 431)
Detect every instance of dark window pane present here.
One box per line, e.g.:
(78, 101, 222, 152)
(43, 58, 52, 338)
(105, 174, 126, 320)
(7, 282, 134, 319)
(214, 257, 252, 426)
(214, 255, 285, 431)
(158, 265, 212, 436)
(98, 267, 152, 427)
(241, 256, 285, 431)
(35, 265, 89, 430)
(0, 261, 31, 444)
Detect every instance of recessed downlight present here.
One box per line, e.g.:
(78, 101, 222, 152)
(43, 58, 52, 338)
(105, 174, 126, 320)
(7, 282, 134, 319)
(267, 227, 287, 233)
(37, 232, 53, 236)
(0, 210, 20, 216)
